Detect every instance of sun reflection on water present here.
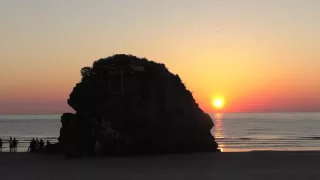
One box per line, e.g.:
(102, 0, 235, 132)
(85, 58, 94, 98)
(214, 113, 224, 152)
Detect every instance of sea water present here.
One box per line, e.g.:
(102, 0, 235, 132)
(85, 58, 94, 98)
(0, 115, 60, 152)
(0, 113, 320, 152)
(211, 112, 320, 152)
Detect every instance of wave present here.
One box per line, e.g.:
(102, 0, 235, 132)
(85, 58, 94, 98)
(248, 128, 265, 131)
(299, 136, 320, 140)
(238, 138, 252, 140)
(216, 136, 320, 141)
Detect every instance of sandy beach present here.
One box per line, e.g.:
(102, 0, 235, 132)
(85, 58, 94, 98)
(0, 152, 319, 180)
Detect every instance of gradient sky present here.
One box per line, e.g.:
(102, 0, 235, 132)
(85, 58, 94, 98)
(1, 0, 320, 114)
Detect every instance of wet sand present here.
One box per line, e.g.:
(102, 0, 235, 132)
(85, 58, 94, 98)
(0, 151, 319, 180)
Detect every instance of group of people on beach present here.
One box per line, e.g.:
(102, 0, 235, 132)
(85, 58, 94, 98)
(28, 138, 50, 152)
(0, 137, 19, 152)
(0, 137, 50, 152)
(10, 137, 19, 152)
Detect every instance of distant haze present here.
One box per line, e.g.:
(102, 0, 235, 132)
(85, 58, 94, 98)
(1, 0, 320, 114)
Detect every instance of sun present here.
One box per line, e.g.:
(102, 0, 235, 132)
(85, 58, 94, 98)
(213, 98, 224, 109)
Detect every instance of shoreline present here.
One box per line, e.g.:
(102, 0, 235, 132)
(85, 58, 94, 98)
(0, 151, 320, 180)
(2, 149, 320, 153)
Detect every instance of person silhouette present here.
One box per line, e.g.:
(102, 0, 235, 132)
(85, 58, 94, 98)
(39, 139, 44, 149)
(28, 138, 36, 152)
(9, 137, 13, 152)
(0, 138, 2, 152)
(35, 138, 40, 151)
(46, 140, 50, 147)
(28, 139, 32, 152)
(13, 138, 18, 152)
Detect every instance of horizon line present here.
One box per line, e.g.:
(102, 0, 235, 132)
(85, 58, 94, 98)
(1, 111, 320, 116)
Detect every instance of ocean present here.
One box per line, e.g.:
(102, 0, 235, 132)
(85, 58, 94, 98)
(0, 115, 60, 152)
(211, 112, 320, 152)
(0, 113, 320, 152)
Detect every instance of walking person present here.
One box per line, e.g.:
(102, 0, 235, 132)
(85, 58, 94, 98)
(0, 138, 2, 152)
(13, 138, 18, 152)
(9, 137, 13, 152)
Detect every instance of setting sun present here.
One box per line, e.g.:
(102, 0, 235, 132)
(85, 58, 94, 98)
(213, 98, 224, 109)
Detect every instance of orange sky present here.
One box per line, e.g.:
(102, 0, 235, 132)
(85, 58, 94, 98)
(0, 1, 320, 114)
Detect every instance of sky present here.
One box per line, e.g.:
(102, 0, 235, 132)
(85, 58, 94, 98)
(0, 0, 320, 114)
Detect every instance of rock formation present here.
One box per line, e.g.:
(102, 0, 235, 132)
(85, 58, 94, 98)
(58, 54, 219, 156)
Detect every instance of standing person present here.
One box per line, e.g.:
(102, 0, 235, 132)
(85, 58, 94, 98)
(9, 137, 13, 152)
(28, 139, 32, 152)
(0, 138, 2, 152)
(28, 138, 36, 152)
(35, 138, 40, 151)
(39, 139, 44, 149)
(13, 138, 18, 152)
(45, 140, 51, 148)
(46, 140, 52, 153)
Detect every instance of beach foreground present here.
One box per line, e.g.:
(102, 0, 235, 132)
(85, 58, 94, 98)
(0, 152, 319, 180)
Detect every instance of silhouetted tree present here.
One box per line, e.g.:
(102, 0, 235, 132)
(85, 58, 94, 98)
(80, 67, 93, 78)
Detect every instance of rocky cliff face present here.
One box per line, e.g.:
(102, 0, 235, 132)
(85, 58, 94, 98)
(58, 54, 219, 156)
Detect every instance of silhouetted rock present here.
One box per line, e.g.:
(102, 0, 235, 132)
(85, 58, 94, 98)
(58, 54, 219, 156)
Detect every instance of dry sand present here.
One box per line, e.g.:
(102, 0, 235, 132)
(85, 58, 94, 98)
(0, 151, 319, 180)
